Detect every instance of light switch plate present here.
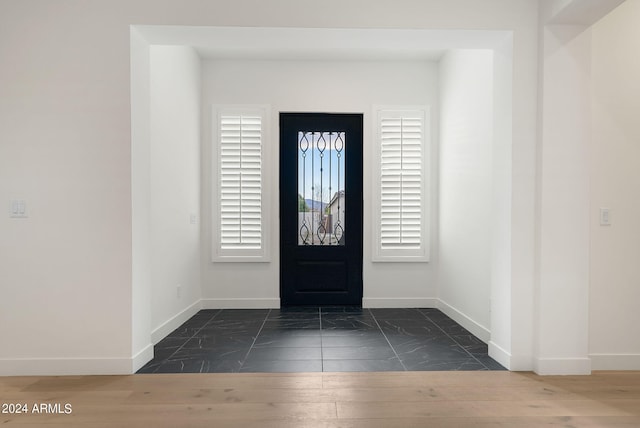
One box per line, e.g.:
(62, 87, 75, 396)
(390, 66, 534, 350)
(10, 200, 28, 218)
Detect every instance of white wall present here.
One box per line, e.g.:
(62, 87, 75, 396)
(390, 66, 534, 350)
(148, 46, 202, 341)
(438, 50, 494, 341)
(131, 27, 154, 371)
(533, 0, 632, 375)
(589, 0, 640, 370)
(201, 59, 439, 307)
(489, 36, 518, 369)
(536, 23, 592, 375)
(0, 0, 539, 375)
(0, 1, 133, 375)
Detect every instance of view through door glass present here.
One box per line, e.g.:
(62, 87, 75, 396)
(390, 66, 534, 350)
(297, 131, 345, 246)
(280, 113, 363, 306)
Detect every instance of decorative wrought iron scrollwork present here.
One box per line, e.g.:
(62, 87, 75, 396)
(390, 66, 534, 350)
(299, 222, 310, 245)
(317, 223, 327, 244)
(298, 131, 345, 246)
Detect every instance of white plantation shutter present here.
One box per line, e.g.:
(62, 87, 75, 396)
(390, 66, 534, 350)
(213, 107, 269, 261)
(220, 115, 262, 248)
(380, 116, 422, 248)
(374, 108, 429, 261)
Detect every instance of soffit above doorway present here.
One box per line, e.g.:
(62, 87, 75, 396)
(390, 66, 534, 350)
(133, 26, 510, 61)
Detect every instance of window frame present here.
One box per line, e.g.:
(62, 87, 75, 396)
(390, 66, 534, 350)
(211, 105, 271, 262)
(372, 106, 430, 262)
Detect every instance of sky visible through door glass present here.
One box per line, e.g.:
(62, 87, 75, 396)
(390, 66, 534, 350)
(297, 131, 345, 205)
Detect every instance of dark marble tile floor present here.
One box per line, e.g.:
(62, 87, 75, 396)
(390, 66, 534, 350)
(137, 307, 506, 374)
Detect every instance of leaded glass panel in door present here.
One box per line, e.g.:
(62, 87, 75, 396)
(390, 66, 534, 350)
(297, 131, 345, 246)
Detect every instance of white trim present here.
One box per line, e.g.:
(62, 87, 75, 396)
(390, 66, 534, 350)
(211, 105, 271, 262)
(132, 344, 154, 373)
(487, 345, 532, 372)
(0, 358, 133, 376)
(150, 300, 202, 344)
(362, 297, 438, 308)
(201, 298, 280, 309)
(590, 354, 640, 370)
(534, 357, 592, 375)
(508, 354, 534, 372)
(437, 299, 490, 343)
(488, 341, 512, 370)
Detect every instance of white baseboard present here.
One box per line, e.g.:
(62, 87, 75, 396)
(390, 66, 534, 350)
(362, 297, 438, 308)
(590, 353, 640, 370)
(0, 345, 156, 376)
(436, 299, 490, 343)
(508, 354, 534, 371)
(488, 341, 511, 369)
(151, 300, 202, 344)
(534, 357, 592, 375)
(201, 298, 280, 309)
(0, 357, 133, 376)
(487, 342, 534, 371)
(132, 344, 154, 373)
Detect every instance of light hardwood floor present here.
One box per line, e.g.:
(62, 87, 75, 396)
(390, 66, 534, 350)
(2, 371, 640, 427)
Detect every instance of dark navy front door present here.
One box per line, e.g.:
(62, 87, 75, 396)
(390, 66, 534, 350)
(279, 113, 363, 306)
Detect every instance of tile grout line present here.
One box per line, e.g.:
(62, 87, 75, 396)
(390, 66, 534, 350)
(418, 309, 490, 370)
(197, 310, 225, 373)
(149, 307, 497, 374)
(237, 308, 272, 372)
(152, 309, 223, 373)
(368, 308, 409, 371)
